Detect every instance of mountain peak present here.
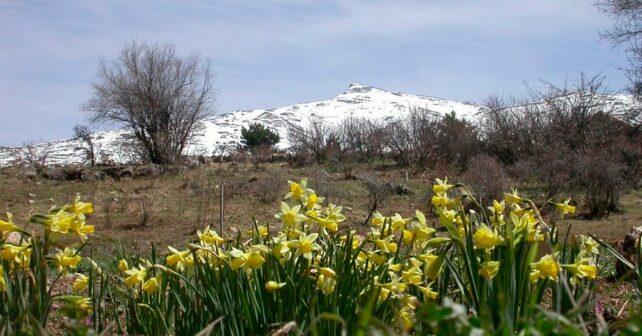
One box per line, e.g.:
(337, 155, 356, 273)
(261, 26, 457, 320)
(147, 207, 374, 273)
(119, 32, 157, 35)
(345, 83, 375, 94)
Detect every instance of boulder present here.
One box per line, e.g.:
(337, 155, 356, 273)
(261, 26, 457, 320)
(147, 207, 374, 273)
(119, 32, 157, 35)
(615, 226, 642, 277)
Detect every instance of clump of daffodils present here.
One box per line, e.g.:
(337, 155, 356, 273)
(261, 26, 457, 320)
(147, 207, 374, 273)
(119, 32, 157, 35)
(2, 179, 600, 333)
(0, 195, 95, 328)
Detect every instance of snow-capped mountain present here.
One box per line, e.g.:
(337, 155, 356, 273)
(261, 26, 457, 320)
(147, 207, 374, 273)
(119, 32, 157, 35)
(0, 83, 484, 166)
(0, 83, 638, 166)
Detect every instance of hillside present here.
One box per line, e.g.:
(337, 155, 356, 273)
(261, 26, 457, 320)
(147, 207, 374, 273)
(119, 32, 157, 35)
(0, 83, 483, 166)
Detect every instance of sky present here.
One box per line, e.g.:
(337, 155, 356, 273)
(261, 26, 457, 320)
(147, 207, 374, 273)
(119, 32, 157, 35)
(0, 0, 631, 146)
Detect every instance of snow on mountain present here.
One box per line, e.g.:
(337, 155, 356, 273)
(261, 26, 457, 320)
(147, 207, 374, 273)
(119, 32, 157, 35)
(0, 83, 484, 166)
(0, 83, 637, 166)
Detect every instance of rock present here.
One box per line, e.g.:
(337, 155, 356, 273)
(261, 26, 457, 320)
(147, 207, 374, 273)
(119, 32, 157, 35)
(43, 167, 65, 181)
(395, 184, 413, 195)
(134, 164, 160, 178)
(120, 166, 134, 178)
(615, 226, 642, 277)
(81, 170, 104, 182)
(21, 170, 37, 181)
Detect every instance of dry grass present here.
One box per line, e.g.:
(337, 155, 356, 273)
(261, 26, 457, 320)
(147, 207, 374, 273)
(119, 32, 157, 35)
(1, 163, 640, 259)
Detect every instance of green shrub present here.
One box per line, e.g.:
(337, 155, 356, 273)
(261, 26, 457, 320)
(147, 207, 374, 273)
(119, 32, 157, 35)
(240, 123, 280, 151)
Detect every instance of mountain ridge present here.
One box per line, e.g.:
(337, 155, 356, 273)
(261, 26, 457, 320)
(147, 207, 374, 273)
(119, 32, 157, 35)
(0, 83, 636, 166)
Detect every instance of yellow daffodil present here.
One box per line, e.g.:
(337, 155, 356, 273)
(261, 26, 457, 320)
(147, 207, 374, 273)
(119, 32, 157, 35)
(432, 178, 454, 195)
(371, 212, 387, 227)
(271, 238, 292, 265)
(580, 235, 600, 256)
(504, 189, 523, 204)
(367, 251, 387, 265)
(275, 202, 307, 230)
(563, 258, 597, 283)
(319, 267, 336, 278)
(124, 265, 147, 288)
(1, 243, 23, 261)
(166, 246, 193, 271)
(229, 245, 269, 270)
(143, 274, 162, 294)
(390, 213, 408, 231)
(473, 224, 504, 250)
(306, 193, 324, 211)
(554, 199, 576, 215)
(530, 254, 560, 282)
(265, 281, 286, 293)
(285, 179, 313, 202)
(118, 259, 129, 272)
(73, 273, 89, 292)
(246, 245, 268, 269)
(0, 265, 5, 292)
(431, 195, 452, 208)
(416, 283, 438, 300)
(57, 296, 92, 315)
(374, 235, 398, 253)
(424, 254, 445, 280)
(198, 226, 226, 246)
(401, 266, 423, 285)
(53, 247, 82, 274)
(0, 213, 19, 234)
(378, 286, 391, 303)
(292, 232, 321, 260)
(70, 194, 94, 215)
(316, 274, 336, 295)
(324, 204, 346, 223)
(479, 261, 500, 279)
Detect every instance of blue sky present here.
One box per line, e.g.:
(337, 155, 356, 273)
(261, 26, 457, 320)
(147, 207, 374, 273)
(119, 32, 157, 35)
(0, 0, 630, 146)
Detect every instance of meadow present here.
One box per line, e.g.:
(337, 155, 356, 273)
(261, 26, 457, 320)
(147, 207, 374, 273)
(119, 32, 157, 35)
(1, 161, 642, 334)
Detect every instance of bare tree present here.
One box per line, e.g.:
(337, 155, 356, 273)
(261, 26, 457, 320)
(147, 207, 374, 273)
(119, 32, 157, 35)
(481, 74, 640, 217)
(385, 108, 441, 168)
(597, 0, 642, 125)
(84, 41, 215, 165)
(73, 125, 96, 166)
(287, 116, 333, 162)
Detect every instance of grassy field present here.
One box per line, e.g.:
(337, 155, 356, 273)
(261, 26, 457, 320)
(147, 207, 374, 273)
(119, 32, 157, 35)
(2, 161, 642, 333)
(1, 162, 640, 259)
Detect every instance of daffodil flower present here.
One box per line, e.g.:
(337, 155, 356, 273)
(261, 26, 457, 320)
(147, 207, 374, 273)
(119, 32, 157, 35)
(0, 213, 20, 234)
(504, 189, 524, 204)
(118, 259, 129, 272)
(416, 282, 438, 300)
(316, 273, 336, 295)
(530, 254, 560, 282)
(563, 258, 597, 284)
(265, 281, 286, 293)
(390, 213, 409, 231)
(166, 246, 193, 272)
(479, 261, 500, 279)
(374, 235, 398, 253)
(431, 195, 452, 208)
(53, 247, 82, 274)
(73, 273, 89, 292)
(371, 212, 387, 227)
(305, 193, 324, 211)
(432, 178, 454, 196)
(143, 274, 162, 294)
(580, 235, 600, 257)
(292, 232, 321, 260)
(275, 202, 307, 230)
(285, 179, 313, 202)
(401, 266, 423, 285)
(0, 265, 5, 292)
(554, 199, 576, 215)
(473, 224, 505, 250)
(124, 265, 147, 288)
(323, 204, 346, 223)
(198, 226, 226, 246)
